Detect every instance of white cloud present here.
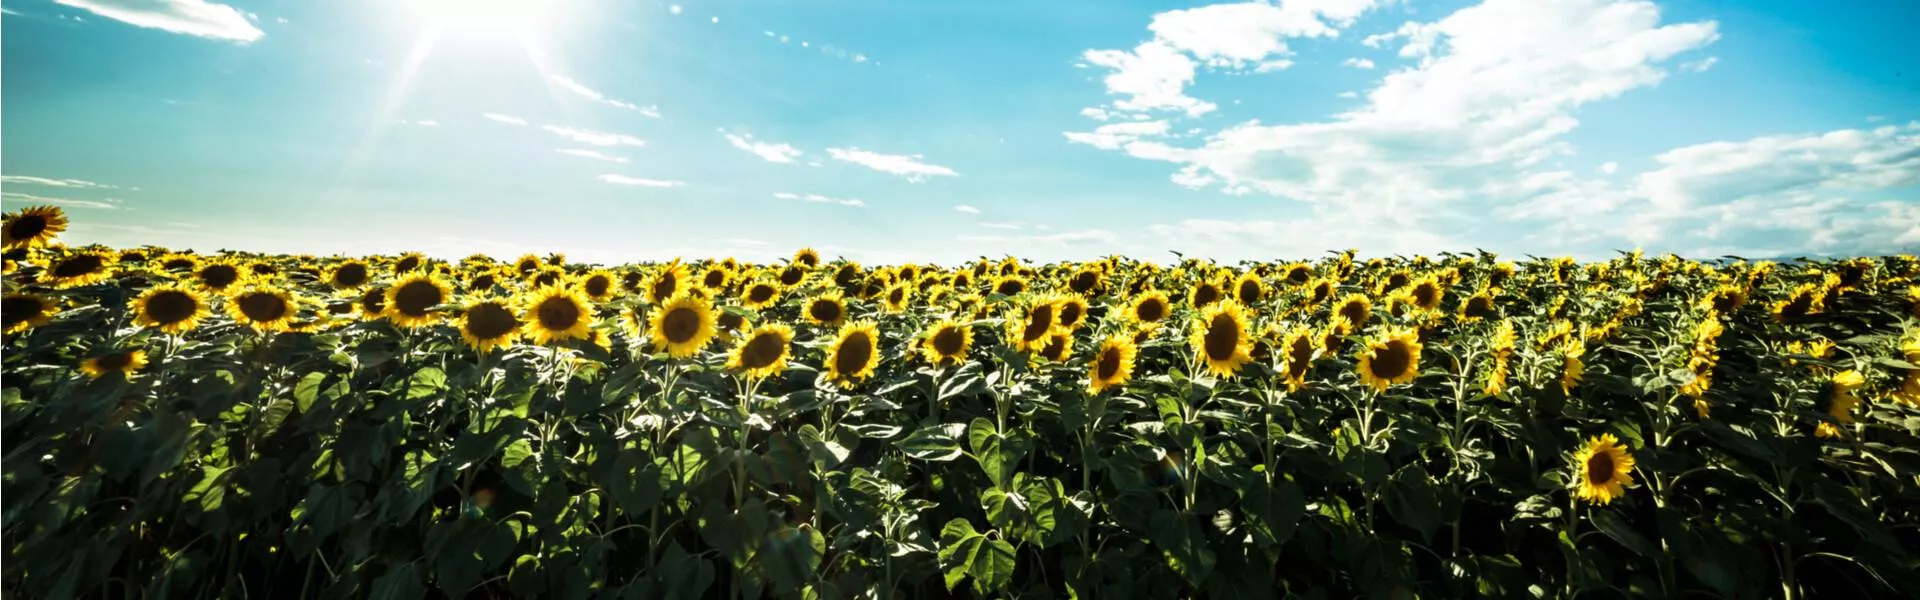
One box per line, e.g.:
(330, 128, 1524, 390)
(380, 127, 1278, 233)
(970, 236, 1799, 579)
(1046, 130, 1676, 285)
(723, 132, 803, 163)
(483, 113, 527, 126)
(1, 175, 117, 189)
(1336, 91, 1359, 98)
(1680, 56, 1718, 72)
(54, 0, 263, 42)
(958, 229, 1122, 247)
(2, 192, 122, 210)
(978, 222, 1029, 230)
(772, 192, 867, 207)
(954, 205, 982, 214)
(1082, 42, 1215, 117)
(826, 148, 958, 182)
(1080, 107, 1116, 121)
(1343, 57, 1375, 69)
(1064, 120, 1172, 151)
(543, 125, 646, 147)
(1599, 161, 1619, 174)
(547, 75, 661, 117)
(597, 174, 684, 188)
(556, 149, 629, 163)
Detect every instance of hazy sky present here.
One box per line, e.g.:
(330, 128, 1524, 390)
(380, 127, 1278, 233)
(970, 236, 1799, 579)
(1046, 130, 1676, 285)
(4, 0, 1916, 265)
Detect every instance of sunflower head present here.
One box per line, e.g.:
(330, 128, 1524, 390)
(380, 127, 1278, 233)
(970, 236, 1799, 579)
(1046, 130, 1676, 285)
(385, 273, 452, 328)
(921, 319, 973, 367)
(393, 252, 426, 275)
(1335, 293, 1373, 329)
(804, 291, 849, 327)
(1232, 272, 1266, 305)
(521, 285, 595, 346)
(46, 250, 116, 289)
(1190, 300, 1253, 378)
(3, 293, 60, 335)
(1408, 277, 1444, 311)
(826, 321, 882, 388)
(1571, 433, 1635, 505)
(79, 349, 149, 379)
(1067, 267, 1104, 296)
(1056, 295, 1091, 330)
(1283, 263, 1313, 285)
(793, 247, 822, 268)
(728, 323, 795, 379)
(882, 284, 912, 313)
(1012, 296, 1064, 353)
(699, 264, 733, 292)
(1280, 326, 1318, 392)
(649, 263, 689, 303)
(1038, 332, 1074, 363)
(1088, 337, 1138, 394)
(1357, 326, 1422, 392)
(1308, 278, 1335, 304)
(329, 260, 372, 289)
(227, 284, 300, 333)
(1131, 291, 1172, 323)
(357, 285, 390, 320)
(1459, 291, 1497, 321)
(1190, 278, 1223, 309)
(649, 293, 718, 359)
(2, 206, 69, 249)
(991, 276, 1027, 297)
(194, 261, 251, 294)
(778, 264, 808, 287)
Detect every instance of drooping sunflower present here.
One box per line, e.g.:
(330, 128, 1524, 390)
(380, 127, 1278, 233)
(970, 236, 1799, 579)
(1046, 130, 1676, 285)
(1571, 433, 1636, 505)
(1088, 337, 1138, 394)
(1357, 326, 1422, 392)
(1335, 294, 1373, 330)
(45, 250, 115, 288)
(793, 247, 822, 268)
(1484, 320, 1515, 397)
(1010, 296, 1064, 353)
(1056, 295, 1091, 330)
(1190, 300, 1253, 378)
(132, 284, 210, 334)
(2, 206, 69, 249)
(1129, 291, 1172, 324)
(1559, 340, 1587, 396)
(803, 291, 849, 327)
(649, 293, 718, 358)
(826, 321, 881, 388)
(3, 293, 59, 334)
(521, 285, 595, 346)
(921, 319, 973, 366)
(1280, 326, 1318, 392)
(1190, 278, 1224, 309)
(79, 349, 149, 379)
(1772, 282, 1824, 322)
(227, 284, 300, 332)
(740, 279, 782, 309)
(1816, 370, 1865, 439)
(328, 260, 372, 289)
(385, 273, 452, 328)
(728, 323, 794, 379)
(1459, 290, 1497, 321)
(1232, 272, 1266, 306)
(649, 262, 690, 304)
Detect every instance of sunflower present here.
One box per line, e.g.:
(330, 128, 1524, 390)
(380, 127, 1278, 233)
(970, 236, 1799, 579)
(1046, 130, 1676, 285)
(393, 252, 427, 275)
(921, 319, 973, 366)
(649, 263, 689, 303)
(649, 294, 718, 358)
(194, 261, 250, 294)
(1772, 283, 1824, 322)
(1308, 278, 1335, 304)
(793, 247, 822, 268)
(520, 285, 595, 346)
(157, 253, 199, 272)
(803, 291, 849, 327)
(1190, 278, 1224, 309)
(1081, 337, 1138, 394)
(45, 250, 115, 288)
(79, 349, 149, 379)
(1407, 277, 1444, 311)
(777, 264, 808, 287)
(1321, 316, 1348, 356)
(991, 276, 1027, 297)
(1559, 340, 1587, 396)
(1571, 434, 1636, 505)
(1459, 291, 1497, 321)
(1232, 271, 1266, 305)
(385, 273, 452, 328)
(1279, 326, 1318, 392)
(513, 254, 542, 276)
(1357, 326, 1422, 392)
(740, 279, 782, 309)
(357, 285, 390, 320)
(127, 284, 209, 334)
(1281, 262, 1313, 285)
(325, 260, 371, 290)
(530, 267, 567, 289)
(1056, 295, 1091, 330)
(227, 284, 300, 332)
(571, 268, 616, 302)
(1816, 370, 1865, 439)
(1702, 284, 1748, 313)
(466, 268, 503, 292)
(2, 206, 69, 249)
(1190, 300, 1253, 378)
(1335, 294, 1372, 329)
(1011, 296, 1064, 353)
(1484, 321, 1515, 397)
(1537, 320, 1575, 350)
(1037, 332, 1074, 363)
(699, 264, 733, 292)
(714, 310, 749, 344)
(1489, 262, 1515, 288)
(826, 321, 881, 388)
(1129, 291, 1172, 323)
(728, 323, 794, 379)
(2, 293, 59, 334)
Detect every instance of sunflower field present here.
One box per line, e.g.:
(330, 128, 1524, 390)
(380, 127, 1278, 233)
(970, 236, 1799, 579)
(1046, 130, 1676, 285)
(5, 204, 1920, 599)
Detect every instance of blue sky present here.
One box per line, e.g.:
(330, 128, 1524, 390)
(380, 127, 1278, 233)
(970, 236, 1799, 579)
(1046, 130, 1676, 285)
(4, 0, 1916, 265)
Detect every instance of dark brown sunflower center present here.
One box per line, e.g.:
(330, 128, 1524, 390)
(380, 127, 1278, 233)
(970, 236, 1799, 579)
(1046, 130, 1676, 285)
(1781, 292, 1813, 318)
(717, 312, 744, 332)
(1070, 272, 1099, 294)
(1287, 268, 1311, 284)
(465, 302, 518, 339)
(470, 274, 497, 291)
(1023, 305, 1056, 342)
(517, 260, 538, 274)
(1287, 337, 1315, 376)
(1339, 301, 1369, 325)
(749, 285, 777, 303)
(360, 287, 388, 314)
(835, 266, 859, 286)
(1096, 347, 1123, 380)
(779, 267, 805, 286)
(96, 351, 135, 370)
(3, 296, 47, 325)
(52, 255, 106, 278)
(145, 290, 199, 324)
(661, 307, 701, 343)
(8, 216, 48, 240)
(250, 263, 277, 276)
(395, 256, 422, 273)
(808, 299, 843, 322)
(163, 258, 195, 270)
(1465, 296, 1496, 318)
(1369, 340, 1414, 379)
(534, 272, 560, 287)
(1710, 291, 1737, 312)
(120, 252, 147, 264)
(1312, 283, 1332, 303)
(995, 280, 1024, 295)
(1136, 299, 1167, 322)
(932, 327, 966, 356)
(1412, 283, 1439, 307)
(536, 296, 582, 330)
(797, 253, 819, 267)
(1586, 452, 1614, 485)
(1194, 284, 1220, 307)
(1387, 273, 1409, 290)
(585, 276, 612, 298)
(1238, 279, 1263, 303)
(653, 275, 679, 301)
(334, 264, 369, 287)
(1203, 313, 1240, 361)
(393, 281, 443, 316)
(1059, 302, 1084, 326)
(887, 287, 906, 305)
(738, 333, 787, 369)
(201, 265, 240, 288)
(1041, 336, 1069, 361)
(833, 331, 874, 376)
(236, 292, 290, 322)
(702, 270, 726, 288)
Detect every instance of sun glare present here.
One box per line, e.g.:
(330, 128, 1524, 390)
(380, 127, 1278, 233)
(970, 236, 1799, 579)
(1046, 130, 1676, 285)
(409, 0, 555, 39)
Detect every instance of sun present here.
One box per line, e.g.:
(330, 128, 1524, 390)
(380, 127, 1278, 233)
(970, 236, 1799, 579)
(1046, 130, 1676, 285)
(409, 0, 554, 39)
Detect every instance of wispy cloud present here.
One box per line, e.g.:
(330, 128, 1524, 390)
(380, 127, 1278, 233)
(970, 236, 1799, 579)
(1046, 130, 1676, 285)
(544, 125, 645, 147)
(826, 148, 958, 182)
(954, 205, 981, 214)
(483, 113, 527, 126)
(1681, 56, 1718, 73)
(977, 222, 1029, 230)
(1343, 57, 1375, 69)
(1, 175, 118, 189)
(598, 174, 684, 188)
(548, 75, 661, 118)
(3, 192, 122, 210)
(397, 119, 438, 127)
(958, 229, 1120, 247)
(723, 131, 803, 163)
(556, 149, 629, 163)
(772, 192, 866, 207)
(53, 0, 263, 42)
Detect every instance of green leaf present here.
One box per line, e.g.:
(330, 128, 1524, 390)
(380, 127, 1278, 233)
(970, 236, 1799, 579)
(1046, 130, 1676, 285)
(502, 439, 536, 469)
(652, 541, 715, 600)
(405, 366, 447, 400)
(294, 371, 329, 413)
(757, 526, 825, 594)
(1385, 469, 1441, 543)
(370, 563, 425, 600)
(896, 422, 967, 461)
(1240, 478, 1305, 549)
(1590, 509, 1658, 558)
(1149, 509, 1217, 587)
